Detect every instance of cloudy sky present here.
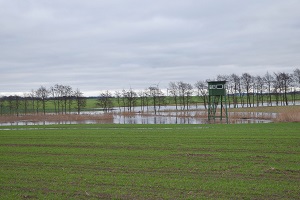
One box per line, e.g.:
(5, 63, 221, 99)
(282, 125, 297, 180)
(1, 0, 299, 96)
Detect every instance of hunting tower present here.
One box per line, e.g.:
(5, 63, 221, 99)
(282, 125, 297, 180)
(207, 81, 228, 123)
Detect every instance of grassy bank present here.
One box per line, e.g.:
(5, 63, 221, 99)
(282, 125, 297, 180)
(0, 123, 299, 199)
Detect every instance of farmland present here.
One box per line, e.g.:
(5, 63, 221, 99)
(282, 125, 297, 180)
(0, 123, 299, 199)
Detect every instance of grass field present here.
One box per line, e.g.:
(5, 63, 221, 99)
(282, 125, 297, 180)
(0, 123, 299, 199)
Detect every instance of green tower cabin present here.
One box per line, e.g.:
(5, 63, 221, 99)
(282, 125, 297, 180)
(207, 81, 228, 123)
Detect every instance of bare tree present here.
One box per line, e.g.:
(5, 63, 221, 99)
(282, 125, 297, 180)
(182, 82, 194, 109)
(122, 89, 137, 112)
(241, 73, 252, 107)
(114, 91, 122, 111)
(0, 96, 4, 115)
(6, 96, 14, 115)
(67, 86, 74, 113)
(61, 85, 73, 114)
(4, 95, 21, 116)
(263, 72, 274, 106)
(23, 93, 30, 115)
(147, 85, 164, 114)
(29, 90, 37, 113)
(255, 76, 265, 106)
(144, 88, 151, 111)
(194, 81, 208, 109)
(278, 72, 291, 105)
(49, 86, 58, 113)
(74, 89, 86, 114)
(138, 90, 147, 112)
(51, 84, 65, 114)
(48, 84, 74, 114)
(251, 76, 256, 107)
(36, 86, 49, 115)
(168, 82, 179, 110)
(292, 68, 300, 104)
(273, 73, 281, 106)
(293, 68, 300, 85)
(97, 90, 113, 112)
(230, 74, 241, 108)
(121, 89, 127, 111)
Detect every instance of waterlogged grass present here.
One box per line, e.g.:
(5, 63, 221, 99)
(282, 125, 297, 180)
(0, 123, 299, 199)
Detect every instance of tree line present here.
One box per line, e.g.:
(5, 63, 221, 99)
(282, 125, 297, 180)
(98, 68, 300, 112)
(1, 68, 299, 116)
(213, 68, 300, 108)
(0, 84, 86, 115)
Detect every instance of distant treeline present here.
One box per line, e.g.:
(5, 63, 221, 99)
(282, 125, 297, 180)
(0, 84, 86, 115)
(0, 68, 299, 115)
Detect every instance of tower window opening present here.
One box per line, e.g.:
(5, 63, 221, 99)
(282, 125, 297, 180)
(217, 85, 223, 89)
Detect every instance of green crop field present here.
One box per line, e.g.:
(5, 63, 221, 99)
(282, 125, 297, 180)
(0, 123, 299, 199)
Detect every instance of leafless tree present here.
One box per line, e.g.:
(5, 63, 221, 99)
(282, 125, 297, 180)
(49, 84, 74, 114)
(74, 89, 86, 114)
(61, 85, 73, 114)
(263, 72, 274, 106)
(114, 91, 122, 111)
(178, 81, 193, 110)
(15, 95, 22, 116)
(284, 72, 292, 105)
(51, 84, 65, 114)
(122, 89, 137, 112)
(241, 73, 252, 107)
(194, 81, 208, 109)
(121, 89, 127, 111)
(293, 68, 300, 86)
(168, 82, 179, 110)
(49, 85, 59, 113)
(255, 76, 265, 106)
(273, 73, 281, 106)
(138, 90, 147, 112)
(97, 90, 113, 112)
(291, 68, 300, 104)
(144, 88, 151, 111)
(147, 85, 164, 114)
(29, 89, 37, 113)
(230, 74, 241, 108)
(0, 96, 4, 115)
(6, 96, 14, 115)
(275, 72, 292, 106)
(34, 90, 41, 114)
(23, 93, 30, 115)
(36, 86, 49, 115)
(4, 95, 21, 116)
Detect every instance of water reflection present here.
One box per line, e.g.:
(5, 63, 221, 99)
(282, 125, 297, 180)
(0, 104, 278, 126)
(113, 113, 272, 124)
(0, 115, 272, 126)
(0, 120, 111, 126)
(113, 114, 209, 124)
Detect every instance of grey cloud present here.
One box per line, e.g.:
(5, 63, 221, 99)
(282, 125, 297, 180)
(0, 0, 299, 95)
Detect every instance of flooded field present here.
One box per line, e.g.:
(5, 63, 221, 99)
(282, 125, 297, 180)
(0, 107, 275, 126)
(2, 102, 299, 126)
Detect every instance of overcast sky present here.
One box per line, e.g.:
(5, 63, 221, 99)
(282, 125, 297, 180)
(1, 0, 299, 96)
